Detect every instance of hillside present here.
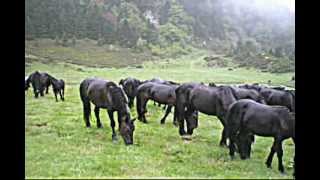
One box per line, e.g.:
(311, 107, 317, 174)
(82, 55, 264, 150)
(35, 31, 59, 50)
(25, 0, 294, 73)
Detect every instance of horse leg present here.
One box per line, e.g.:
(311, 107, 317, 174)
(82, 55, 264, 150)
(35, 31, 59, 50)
(54, 90, 58, 102)
(107, 110, 117, 141)
(160, 105, 172, 124)
(141, 99, 149, 123)
(176, 103, 186, 135)
(266, 139, 277, 168)
(185, 108, 197, 135)
(128, 97, 134, 108)
(275, 138, 285, 173)
(94, 107, 102, 128)
(83, 104, 91, 128)
(46, 85, 49, 94)
(59, 90, 64, 101)
(173, 106, 178, 126)
(162, 104, 166, 110)
(219, 124, 228, 147)
(137, 95, 148, 123)
(62, 86, 65, 101)
(33, 88, 39, 98)
(40, 88, 44, 97)
(228, 129, 238, 159)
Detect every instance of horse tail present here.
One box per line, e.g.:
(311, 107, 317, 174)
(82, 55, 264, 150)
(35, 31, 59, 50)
(224, 101, 237, 139)
(225, 100, 248, 139)
(79, 80, 91, 126)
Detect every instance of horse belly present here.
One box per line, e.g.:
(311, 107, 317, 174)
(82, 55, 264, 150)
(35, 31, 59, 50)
(192, 98, 216, 115)
(152, 93, 169, 104)
(244, 112, 278, 137)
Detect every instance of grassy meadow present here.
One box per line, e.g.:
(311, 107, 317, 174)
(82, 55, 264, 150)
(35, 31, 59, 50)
(25, 40, 295, 179)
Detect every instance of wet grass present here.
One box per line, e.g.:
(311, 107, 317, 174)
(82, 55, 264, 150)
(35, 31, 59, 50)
(26, 59, 294, 178)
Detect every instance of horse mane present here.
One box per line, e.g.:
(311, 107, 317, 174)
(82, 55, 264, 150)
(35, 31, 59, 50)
(228, 86, 240, 100)
(219, 86, 237, 111)
(108, 84, 129, 110)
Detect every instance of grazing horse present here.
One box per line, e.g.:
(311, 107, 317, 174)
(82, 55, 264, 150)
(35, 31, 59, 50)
(143, 78, 180, 108)
(226, 99, 295, 173)
(136, 82, 179, 124)
(79, 78, 136, 145)
(26, 71, 51, 98)
(240, 84, 295, 112)
(175, 82, 203, 136)
(175, 83, 237, 146)
(119, 77, 142, 108)
(48, 75, 65, 102)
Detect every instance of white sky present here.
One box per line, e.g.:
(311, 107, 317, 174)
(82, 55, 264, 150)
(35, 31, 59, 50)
(255, 0, 295, 12)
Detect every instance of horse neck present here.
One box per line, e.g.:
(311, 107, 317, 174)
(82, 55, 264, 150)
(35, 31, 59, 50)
(220, 86, 236, 110)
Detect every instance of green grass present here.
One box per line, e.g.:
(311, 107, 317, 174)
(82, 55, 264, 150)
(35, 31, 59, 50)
(26, 58, 294, 179)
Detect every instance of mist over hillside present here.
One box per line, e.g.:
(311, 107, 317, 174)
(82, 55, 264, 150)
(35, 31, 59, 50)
(25, 0, 294, 72)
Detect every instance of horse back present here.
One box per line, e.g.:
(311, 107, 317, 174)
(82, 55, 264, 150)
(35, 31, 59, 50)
(150, 83, 176, 104)
(189, 85, 219, 115)
(86, 79, 114, 108)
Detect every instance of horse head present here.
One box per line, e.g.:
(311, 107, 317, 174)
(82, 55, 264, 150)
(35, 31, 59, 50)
(119, 112, 136, 145)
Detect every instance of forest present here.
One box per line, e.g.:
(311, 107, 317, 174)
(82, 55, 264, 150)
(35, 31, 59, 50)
(25, 0, 294, 73)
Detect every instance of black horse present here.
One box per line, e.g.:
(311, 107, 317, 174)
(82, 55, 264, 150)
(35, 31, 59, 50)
(231, 86, 266, 104)
(80, 78, 136, 145)
(226, 99, 295, 173)
(26, 71, 51, 98)
(240, 84, 295, 112)
(144, 77, 179, 86)
(175, 83, 237, 146)
(136, 82, 179, 124)
(48, 75, 65, 102)
(119, 77, 142, 108)
(144, 78, 180, 108)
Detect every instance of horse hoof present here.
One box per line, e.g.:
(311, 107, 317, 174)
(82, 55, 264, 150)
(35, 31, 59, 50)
(179, 131, 186, 136)
(112, 136, 118, 141)
(279, 168, 285, 174)
(160, 120, 165, 124)
(265, 163, 272, 169)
